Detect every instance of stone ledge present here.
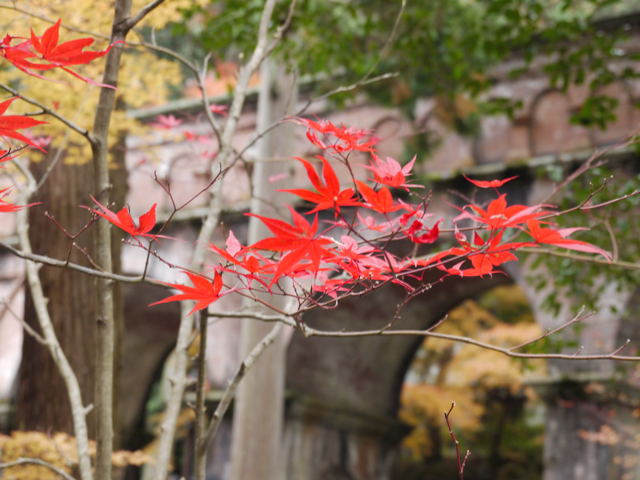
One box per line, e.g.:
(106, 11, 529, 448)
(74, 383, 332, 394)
(527, 374, 640, 406)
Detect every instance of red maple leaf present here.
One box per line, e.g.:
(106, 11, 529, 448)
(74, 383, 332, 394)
(356, 181, 402, 213)
(247, 207, 335, 284)
(291, 117, 378, 153)
(312, 275, 352, 299)
(461, 194, 546, 229)
(151, 114, 182, 130)
(405, 219, 441, 244)
(0, 97, 48, 151)
(281, 156, 361, 214)
(149, 271, 225, 315)
(209, 231, 274, 288)
(526, 220, 611, 260)
(2, 20, 115, 87)
(0, 148, 21, 164)
(0, 35, 53, 79)
(464, 175, 518, 188)
(89, 196, 157, 238)
(364, 154, 422, 190)
(436, 230, 530, 277)
(0, 187, 34, 212)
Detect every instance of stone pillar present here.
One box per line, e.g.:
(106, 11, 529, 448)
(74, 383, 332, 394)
(283, 395, 410, 480)
(534, 378, 640, 480)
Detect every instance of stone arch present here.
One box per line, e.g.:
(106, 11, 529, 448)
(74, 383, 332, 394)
(284, 273, 511, 479)
(529, 88, 591, 156)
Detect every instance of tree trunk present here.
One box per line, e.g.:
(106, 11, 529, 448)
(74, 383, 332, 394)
(17, 152, 99, 434)
(229, 59, 297, 480)
(17, 144, 126, 439)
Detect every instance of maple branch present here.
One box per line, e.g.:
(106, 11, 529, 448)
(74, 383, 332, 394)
(125, 0, 166, 30)
(510, 306, 591, 350)
(303, 326, 640, 361)
(194, 57, 223, 147)
(603, 218, 619, 262)
(207, 310, 296, 326)
(362, 0, 406, 81)
(232, 71, 398, 168)
(204, 322, 284, 448)
(0, 293, 48, 346)
(0, 241, 164, 283)
(262, 0, 298, 59)
(0, 5, 110, 40)
(545, 186, 640, 219)
(0, 458, 76, 480)
(0, 83, 93, 141)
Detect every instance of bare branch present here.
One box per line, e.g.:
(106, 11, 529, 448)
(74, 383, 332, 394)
(510, 306, 591, 350)
(541, 133, 638, 203)
(90, 2, 134, 477)
(0, 458, 76, 480)
(304, 326, 640, 361)
(205, 323, 283, 448)
(0, 294, 48, 346)
(0, 241, 161, 284)
(207, 310, 296, 326)
(125, 0, 166, 30)
(0, 84, 93, 141)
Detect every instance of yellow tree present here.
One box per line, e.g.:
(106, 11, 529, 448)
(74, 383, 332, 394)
(0, 0, 191, 441)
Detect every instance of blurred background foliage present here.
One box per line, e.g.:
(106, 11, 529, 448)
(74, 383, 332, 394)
(0, 0, 206, 164)
(172, 0, 640, 129)
(396, 285, 545, 479)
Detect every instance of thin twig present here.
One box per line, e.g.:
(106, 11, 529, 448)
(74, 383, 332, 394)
(0, 294, 48, 346)
(541, 134, 638, 203)
(521, 247, 640, 270)
(510, 306, 590, 350)
(444, 402, 469, 480)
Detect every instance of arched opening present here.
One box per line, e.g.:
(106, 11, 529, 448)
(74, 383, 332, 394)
(393, 284, 544, 480)
(285, 273, 510, 479)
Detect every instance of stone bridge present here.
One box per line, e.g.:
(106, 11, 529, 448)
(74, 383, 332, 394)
(1, 12, 640, 480)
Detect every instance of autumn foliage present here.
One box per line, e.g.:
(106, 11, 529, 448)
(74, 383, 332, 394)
(0, 17, 613, 312)
(0, 13, 626, 480)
